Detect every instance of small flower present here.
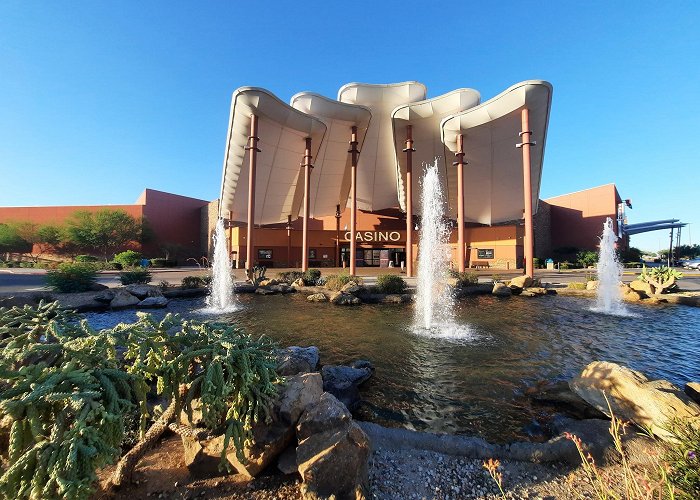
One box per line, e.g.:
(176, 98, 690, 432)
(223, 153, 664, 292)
(688, 450, 696, 460)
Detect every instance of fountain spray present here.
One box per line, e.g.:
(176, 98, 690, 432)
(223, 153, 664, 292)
(204, 218, 238, 311)
(594, 217, 627, 315)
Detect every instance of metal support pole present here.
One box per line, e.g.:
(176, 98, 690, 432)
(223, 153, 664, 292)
(454, 133, 466, 272)
(301, 137, 313, 272)
(403, 125, 415, 277)
(335, 204, 341, 267)
(668, 228, 674, 267)
(286, 215, 292, 268)
(517, 109, 535, 278)
(245, 115, 260, 271)
(349, 126, 359, 276)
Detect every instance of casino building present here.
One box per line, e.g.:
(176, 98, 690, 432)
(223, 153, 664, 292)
(218, 80, 553, 276)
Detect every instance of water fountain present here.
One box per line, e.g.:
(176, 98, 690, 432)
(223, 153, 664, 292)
(203, 218, 239, 312)
(593, 217, 627, 315)
(413, 161, 457, 334)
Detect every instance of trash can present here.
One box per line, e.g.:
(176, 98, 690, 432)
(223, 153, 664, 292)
(546, 258, 554, 270)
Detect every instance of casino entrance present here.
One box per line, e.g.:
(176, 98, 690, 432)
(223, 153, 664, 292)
(340, 246, 406, 268)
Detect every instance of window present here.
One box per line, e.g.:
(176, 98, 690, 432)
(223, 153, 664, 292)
(258, 249, 273, 260)
(477, 248, 494, 259)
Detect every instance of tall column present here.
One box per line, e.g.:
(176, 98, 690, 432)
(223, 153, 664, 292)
(227, 210, 233, 257)
(301, 137, 313, 272)
(403, 125, 415, 277)
(286, 215, 292, 268)
(349, 126, 359, 276)
(455, 133, 466, 272)
(245, 114, 260, 271)
(335, 204, 341, 267)
(518, 108, 535, 277)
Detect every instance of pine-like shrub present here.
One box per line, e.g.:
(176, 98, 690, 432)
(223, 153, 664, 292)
(376, 274, 406, 294)
(118, 269, 152, 285)
(302, 269, 321, 285)
(45, 262, 98, 292)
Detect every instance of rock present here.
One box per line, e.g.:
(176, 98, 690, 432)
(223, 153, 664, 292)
(524, 287, 547, 296)
(110, 289, 140, 309)
(321, 364, 372, 411)
(259, 278, 280, 287)
(125, 284, 163, 299)
(570, 361, 700, 441)
(350, 359, 374, 372)
(551, 417, 622, 466)
(492, 283, 512, 297)
(255, 287, 276, 295)
(527, 381, 606, 419)
(380, 294, 410, 304)
(509, 275, 533, 289)
(621, 285, 644, 302)
(685, 382, 700, 405)
(277, 445, 298, 475)
(180, 433, 221, 476)
(225, 417, 295, 477)
(297, 421, 370, 500)
(55, 291, 108, 312)
(307, 293, 328, 303)
(586, 280, 599, 291)
(629, 280, 653, 298)
(93, 290, 115, 303)
(340, 281, 362, 294)
(278, 373, 324, 425)
(276, 346, 320, 375)
(138, 296, 169, 308)
(180, 399, 204, 427)
(329, 291, 361, 305)
(270, 284, 295, 294)
(291, 278, 306, 288)
(297, 392, 352, 441)
(89, 283, 109, 291)
(233, 284, 257, 293)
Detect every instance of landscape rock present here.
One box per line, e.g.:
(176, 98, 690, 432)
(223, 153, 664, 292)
(233, 284, 257, 293)
(276, 445, 298, 475)
(88, 283, 109, 291)
(492, 282, 512, 297)
(296, 420, 370, 500)
(340, 281, 362, 294)
(291, 278, 306, 288)
(225, 417, 295, 477)
(278, 373, 324, 425)
(125, 284, 163, 299)
(621, 285, 644, 302)
(56, 292, 108, 312)
(321, 364, 373, 410)
(138, 296, 169, 308)
(93, 290, 115, 303)
(586, 280, 599, 291)
(307, 293, 328, 302)
(523, 287, 548, 296)
(297, 392, 352, 441)
(527, 380, 606, 419)
(629, 279, 653, 298)
(109, 289, 140, 309)
(380, 294, 411, 304)
(509, 275, 533, 289)
(570, 361, 700, 441)
(270, 284, 295, 294)
(180, 399, 204, 427)
(276, 346, 320, 376)
(180, 432, 221, 476)
(255, 287, 276, 295)
(259, 278, 280, 287)
(330, 291, 361, 305)
(685, 382, 700, 405)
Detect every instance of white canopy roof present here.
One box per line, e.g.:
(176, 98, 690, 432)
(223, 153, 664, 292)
(441, 80, 552, 224)
(220, 87, 326, 224)
(289, 92, 371, 218)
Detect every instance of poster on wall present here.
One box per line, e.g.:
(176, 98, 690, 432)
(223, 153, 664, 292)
(477, 248, 494, 259)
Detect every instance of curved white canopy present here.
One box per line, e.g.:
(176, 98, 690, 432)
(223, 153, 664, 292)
(337, 82, 427, 211)
(441, 80, 552, 224)
(390, 88, 481, 213)
(220, 87, 326, 224)
(289, 92, 371, 218)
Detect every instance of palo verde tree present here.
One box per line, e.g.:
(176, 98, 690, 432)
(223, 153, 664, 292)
(11, 222, 63, 262)
(63, 209, 148, 261)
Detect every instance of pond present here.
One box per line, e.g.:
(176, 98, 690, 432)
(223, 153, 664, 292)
(85, 293, 700, 442)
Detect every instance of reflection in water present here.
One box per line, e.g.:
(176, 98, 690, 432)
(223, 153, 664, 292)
(85, 294, 700, 442)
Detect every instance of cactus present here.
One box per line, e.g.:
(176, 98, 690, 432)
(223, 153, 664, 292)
(245, 265, 267, 286)
(639, 265, 683, 295)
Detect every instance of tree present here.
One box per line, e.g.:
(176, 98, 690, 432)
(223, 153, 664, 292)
(12, 222, 63, 262)
(0, 223, 31, 257)
(64, 209, 145, 261)
(676, 244, 700, 259)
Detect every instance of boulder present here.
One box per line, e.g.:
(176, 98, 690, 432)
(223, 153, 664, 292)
(276, 346, 320, 376)
(330, 291, 361, 306)
(629, 280, 653, 298)
(125, 284, 163, 299)
(276, 445, 298, 475)
(621, 285, 644, 302)
(586, 280, 599, 291)
(278, 373, 324, 425)
(225, 417, 295, 477)
(55, 292, 108, 312)
(685, 382, 700, 405)
(340, 281, 362, 294)
(307, 293, 328, 303)
(88, 283, 109, 291)
(110, 289, 140, 309)
(527, 381, 606, 419)
(255, 287, 276, 295)
(93, 290, 115, 303)
(259, 278, 280, 287)
(138, 296, 169, 308)
(297, 392, 352, 441)
(270, 284, 295, 294)
(509, 275, 533, 289)
(381, 294, 411, 304)
(234, 284, 257, 293)
(570, 361, 700, 441)
(321, 364, 373, 410)
(292, 278, 306, 288)
(180, 432, 222, 476)
(492, 283, 512, 297)
(180, 398, 204, 427)
(524, 287, 547, 296)
(297, 421, 370, 500)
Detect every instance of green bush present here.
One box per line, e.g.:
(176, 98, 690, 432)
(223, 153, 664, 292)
(277, 271, 304, 284)
(576, 250, 599, 268)
(303, 268, 322, 285)
(150, 258, 167, 267)
(376, 274, 406, 294)
(449, 270, 479, 287)
(114, 250, 143, 268)
(46, 262, 98, 292)
(181, 276, 204, 289)
(118, 268, 152, 285)
(533, 257, 542, 269)
(74, 254, 99, 263)
(324, 273, 363, 291)
(567, 282, 587, 290)
(665, 419, 700, 498)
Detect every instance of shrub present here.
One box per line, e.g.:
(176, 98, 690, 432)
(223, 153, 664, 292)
(181, 276, 204, 289)
(150, 258, 167, 267)
(324, 273, 363, 291)
(533, 257, 542, 269)
(303, 268, 322, 285)
(114, 250, 143, 268)
(567, 282, 587, 290)
(74, 254, 99, 262)
(277, 271, 304, 284)
(576, 250, 599, 268)
(449, 270, 479, 287)
(118, 268, 152, 285)
(665, 419, 700, 498)
(376, 274, 406, 294)
(201, 275, 213, 287)
(46, 262, 98, 292)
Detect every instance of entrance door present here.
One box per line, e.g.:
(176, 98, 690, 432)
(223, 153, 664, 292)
(392, 250, 406, 268)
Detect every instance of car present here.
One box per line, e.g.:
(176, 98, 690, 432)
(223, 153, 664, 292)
(684, 259, 700, 269)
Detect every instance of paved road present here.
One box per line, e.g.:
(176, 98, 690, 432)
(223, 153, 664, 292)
(2, 266, 699, 293)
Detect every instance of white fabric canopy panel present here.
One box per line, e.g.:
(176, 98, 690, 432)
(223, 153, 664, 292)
(289, 92, 371, 219)
(441, 80, 552, 225)
(337, 82, 427, 211)
(220, 87, 326, 224)
(391, 88, 481, 213)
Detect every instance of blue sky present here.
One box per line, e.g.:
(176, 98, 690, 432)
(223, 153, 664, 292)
(1, 1, 698, 252)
